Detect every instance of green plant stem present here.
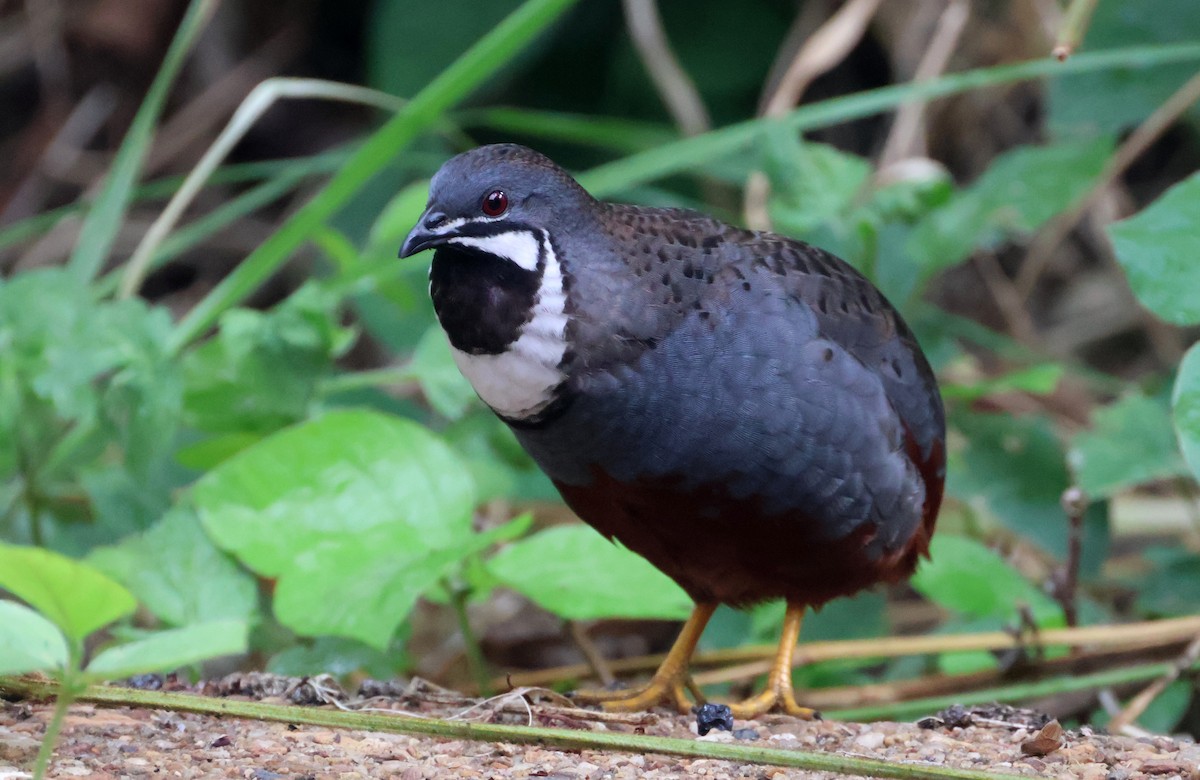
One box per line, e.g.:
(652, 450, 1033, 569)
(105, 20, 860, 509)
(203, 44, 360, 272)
(826, 658, 1198, 722)
(67, 0, 217, 281)
(30, 684, 73, 780)
(168, 0, 582, 353)
(0, 676, 1028, 780)
(319, 366, 416, 397)
(579, 42, 1200, 198)
(447, 579, 493, 698)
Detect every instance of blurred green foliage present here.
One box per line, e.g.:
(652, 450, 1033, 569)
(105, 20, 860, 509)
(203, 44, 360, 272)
(1, 0, 1200, 734)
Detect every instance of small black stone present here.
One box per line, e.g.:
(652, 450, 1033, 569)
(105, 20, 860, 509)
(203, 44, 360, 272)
(125, 674, 164, 690)
(694, 702, 734, 736)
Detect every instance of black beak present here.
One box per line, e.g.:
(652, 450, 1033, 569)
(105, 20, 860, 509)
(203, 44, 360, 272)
(399, 208, 452, 258)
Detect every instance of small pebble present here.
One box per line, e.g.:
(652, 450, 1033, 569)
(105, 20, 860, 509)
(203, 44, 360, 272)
(732, 728, 760, 740)
(854, 732, 885, 750)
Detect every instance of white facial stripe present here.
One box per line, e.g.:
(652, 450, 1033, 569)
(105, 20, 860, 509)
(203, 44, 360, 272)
(451, 230, 569, 419)
(448, 231, 541, 272)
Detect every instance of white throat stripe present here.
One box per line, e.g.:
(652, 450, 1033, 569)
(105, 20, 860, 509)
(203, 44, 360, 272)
(448, 230, 542, 272)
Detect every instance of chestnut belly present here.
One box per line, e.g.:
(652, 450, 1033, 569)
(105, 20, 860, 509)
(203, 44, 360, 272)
(553, 467, 931, 608)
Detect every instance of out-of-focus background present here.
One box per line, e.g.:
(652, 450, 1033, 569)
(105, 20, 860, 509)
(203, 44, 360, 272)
(1, 0, 1200, 736)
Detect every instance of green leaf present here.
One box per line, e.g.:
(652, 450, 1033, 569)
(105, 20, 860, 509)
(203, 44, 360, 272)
(88, 507, 257, 627)
(195, 409, 476, 649)
(1048, 0, 1200, 137)
(951, 411, 1110, 576)
(908, 138, 1112, 277)
(487, 525, 693, 621)
(0, 543, 136, 642)
(1068, 393, 1189, 498)
(182, 284, 353, 435)
(0, 601, 69, 675)
(85, 619, 248, 681)
(1174, 342, 1200, 482)
(1109, 172, 1200, 325)
(403, 327, 478, 420)
(911, 535, 1062, 624)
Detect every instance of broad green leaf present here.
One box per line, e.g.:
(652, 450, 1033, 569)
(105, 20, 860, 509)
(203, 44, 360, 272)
(951, 411, 1110, 576)
(403, 327, 477, 420)
(0, 543, 135, 642)
(1174, 342, 1200, 481)
(1048, 0, 1200, 137)
(183, 284, 354, 435)
(908, 138, 1112, 277)
(1068, 393, 1189, 498)
(0, 601, 69, 675)
(487, 525, 692, 621)
(85, 619, 248, 681)
(442, 413, 558, 502)
(195, 409, 476, 648)
(88, 508, 257, 627)
(1109, 173, 1200, 325)
(911, 535, 1062, 624)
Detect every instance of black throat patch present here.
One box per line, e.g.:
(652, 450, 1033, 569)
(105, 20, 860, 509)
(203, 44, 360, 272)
(429, 240, 542, 356)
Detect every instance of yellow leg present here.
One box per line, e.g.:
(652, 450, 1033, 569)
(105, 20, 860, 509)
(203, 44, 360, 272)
(728, 602, 819, 720)
(571, 602, 716, 713)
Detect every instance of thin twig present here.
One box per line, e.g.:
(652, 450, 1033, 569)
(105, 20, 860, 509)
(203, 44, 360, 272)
(1055, 486, 1088, 631)
(1014, 68, 1200, 298)
(568, 622, 616, 687)
(972, 252, 1039, 346)
(621, 0, 709, 137)
(744, 0, 885, 229)
(1052, 0, 1099, 61)
(481, 615, 1200, 694)
(878, 0, 969, 169)
(1108, 632, 1200, 735)
(0, 675, 1035, 780)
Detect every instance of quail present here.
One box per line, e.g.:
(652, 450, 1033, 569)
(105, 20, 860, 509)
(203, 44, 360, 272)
(400, 144, 945, 717)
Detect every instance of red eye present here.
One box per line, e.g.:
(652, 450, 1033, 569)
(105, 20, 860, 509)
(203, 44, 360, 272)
(482, 190, 508, 217)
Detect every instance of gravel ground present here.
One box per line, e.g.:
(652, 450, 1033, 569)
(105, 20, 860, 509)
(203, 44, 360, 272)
(2, 679, 1199, 779)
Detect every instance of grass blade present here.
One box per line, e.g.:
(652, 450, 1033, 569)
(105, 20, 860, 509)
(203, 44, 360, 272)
(579, 42, 1200, 196)
(67, 0, 217, 281)
(169, 0, 582, 351)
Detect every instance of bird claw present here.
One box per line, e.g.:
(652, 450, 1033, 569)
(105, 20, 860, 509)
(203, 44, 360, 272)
(572, 676, 694, 713)
(728, 683, 820, 721)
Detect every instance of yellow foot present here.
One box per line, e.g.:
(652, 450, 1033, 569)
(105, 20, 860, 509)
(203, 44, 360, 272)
(569, 602, 717, 714)
(571, 676, 694, 713)
(728, 680, 820, 720)
(728, 601, 820, 721)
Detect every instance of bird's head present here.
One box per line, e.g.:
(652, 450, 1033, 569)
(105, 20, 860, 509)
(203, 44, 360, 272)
(399, 144, 595, 267)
